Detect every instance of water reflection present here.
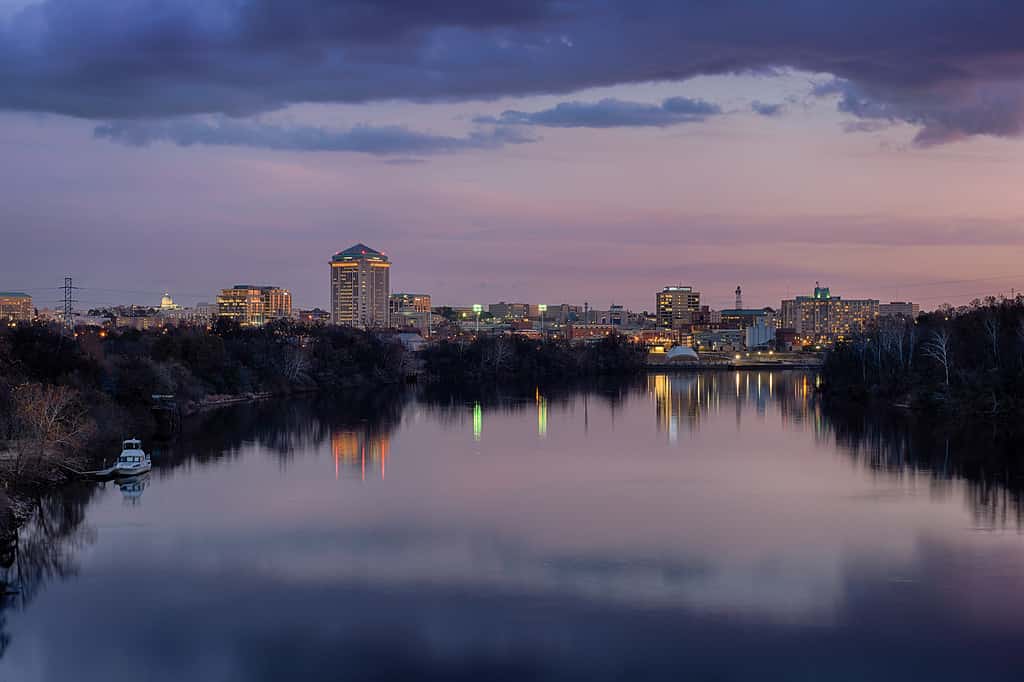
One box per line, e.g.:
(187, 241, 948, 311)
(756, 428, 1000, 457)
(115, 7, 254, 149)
(330, 429, 390, 480)
(3, 373, 1024, 680)
(115, 474, 150, 505)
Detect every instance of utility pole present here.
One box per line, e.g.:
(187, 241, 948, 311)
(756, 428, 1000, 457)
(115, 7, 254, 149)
(62, 276, 78, 336)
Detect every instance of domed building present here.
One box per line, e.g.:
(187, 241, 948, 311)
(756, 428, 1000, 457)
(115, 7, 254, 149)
(160, 292, 183, 313)
(159, 292, 181, 311)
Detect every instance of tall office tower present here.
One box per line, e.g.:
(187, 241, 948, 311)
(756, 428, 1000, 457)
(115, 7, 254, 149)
(735, 285, 743, 309)
(330, 244, 391, 328)
(656, 285, 701, 328)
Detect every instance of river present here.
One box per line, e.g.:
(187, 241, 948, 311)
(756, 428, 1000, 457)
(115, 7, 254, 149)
(1, 371, 1022, 681)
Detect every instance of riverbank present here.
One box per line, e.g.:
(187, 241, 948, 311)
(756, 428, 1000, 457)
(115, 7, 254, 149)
(645, 360, 823, 371)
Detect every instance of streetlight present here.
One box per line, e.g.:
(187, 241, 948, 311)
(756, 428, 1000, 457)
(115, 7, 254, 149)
(472, 304, 482, 334)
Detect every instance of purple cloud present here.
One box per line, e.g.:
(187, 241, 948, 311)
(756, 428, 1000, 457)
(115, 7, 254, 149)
(477, 96, 721, 128)
(751, 101, 783, 117)
(94, 117, 537, 155)
(4, 1, 1024, 144)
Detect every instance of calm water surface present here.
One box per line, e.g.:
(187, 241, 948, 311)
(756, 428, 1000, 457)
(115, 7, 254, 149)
(2, 371, 1024, 681)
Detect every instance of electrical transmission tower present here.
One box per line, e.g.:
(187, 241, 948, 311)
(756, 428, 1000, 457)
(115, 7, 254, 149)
(62, 276, 78, 336)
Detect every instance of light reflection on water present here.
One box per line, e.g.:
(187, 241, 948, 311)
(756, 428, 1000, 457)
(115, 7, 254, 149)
(2, 371, 1024, 681)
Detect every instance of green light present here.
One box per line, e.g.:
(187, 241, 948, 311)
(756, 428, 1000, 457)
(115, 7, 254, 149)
(538, 304, 547, 312)
(537, 396, 548, 438)
(472, 304, 483, 314)
(473, 402, 482, 441)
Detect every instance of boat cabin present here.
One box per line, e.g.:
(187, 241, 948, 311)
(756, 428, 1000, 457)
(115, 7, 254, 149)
(119, 439, 147, 465)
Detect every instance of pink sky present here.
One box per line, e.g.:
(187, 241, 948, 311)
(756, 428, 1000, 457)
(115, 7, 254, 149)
(3, 75, 1024, 312)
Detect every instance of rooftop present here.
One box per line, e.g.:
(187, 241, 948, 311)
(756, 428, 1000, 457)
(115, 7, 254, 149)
(0, 292, 31, 298)
(720, 308, 775, 316)
(332, 243, 389, 261)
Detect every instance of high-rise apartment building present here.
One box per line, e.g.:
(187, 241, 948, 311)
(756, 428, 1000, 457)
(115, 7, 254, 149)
(330, 244, 390, 328)
(0, 292, 33, 322)
(217, 285, 292, 326)
(780, 283, 878, 343)
(656, 286, 701, 328)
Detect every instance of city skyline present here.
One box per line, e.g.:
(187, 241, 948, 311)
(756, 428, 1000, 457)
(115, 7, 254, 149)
(4, 3, 1024, 311)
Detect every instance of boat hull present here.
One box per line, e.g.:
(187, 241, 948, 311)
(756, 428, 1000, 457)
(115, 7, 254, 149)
(112, 464, 152, 477)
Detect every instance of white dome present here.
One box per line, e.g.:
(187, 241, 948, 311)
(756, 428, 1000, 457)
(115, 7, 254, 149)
(666, 345, 699, 361)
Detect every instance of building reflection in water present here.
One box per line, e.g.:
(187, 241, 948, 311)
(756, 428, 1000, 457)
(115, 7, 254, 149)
(649, 371, 821, 441)
(330, 428, 390, 481)
(473, 402, 482, 442)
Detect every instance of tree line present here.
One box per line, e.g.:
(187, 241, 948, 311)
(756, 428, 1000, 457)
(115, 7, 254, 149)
(420, 333, 646, 382)
(820, 296, 1024, 421)
(0, 319, 409, 494)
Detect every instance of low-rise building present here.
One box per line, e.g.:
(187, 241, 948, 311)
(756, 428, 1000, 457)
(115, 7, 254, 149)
(217, 285, 292, 326)
(693, 329, 744, 352)
(879, 301, 920, 319)
(297, 308, 331, 324)
(391, 293, 433, 335)
(566, 324, 618, 341)
(719, 307, 777, 330)
(115, 315, 160, 331)
(0, 292, 32, 322)
(194, 302, 218, 321)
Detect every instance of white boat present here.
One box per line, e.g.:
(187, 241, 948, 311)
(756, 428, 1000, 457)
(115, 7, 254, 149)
(112, 439, 152, 476)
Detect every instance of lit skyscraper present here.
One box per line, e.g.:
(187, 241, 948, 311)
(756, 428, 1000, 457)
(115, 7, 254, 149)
(330, 244, 391, 328)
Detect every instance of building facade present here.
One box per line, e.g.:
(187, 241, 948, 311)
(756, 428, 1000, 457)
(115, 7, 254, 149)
(330, 244, 390, 328)
(390, 293, 432, 335)
(719, 307, 777, 330)
(0, 292, 32, 322)
(217, 285, 292, 326)
(879, 301, 920, 319)
(780, 283, 879, 343)
(656, 286, 701, 328)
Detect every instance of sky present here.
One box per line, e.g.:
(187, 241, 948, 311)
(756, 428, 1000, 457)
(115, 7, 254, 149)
(3, 1, 1024, 312)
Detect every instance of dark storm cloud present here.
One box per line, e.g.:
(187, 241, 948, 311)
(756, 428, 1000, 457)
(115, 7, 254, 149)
(476, 96, 720, 128)
(93, 117, 537, 155)
(6, 1, 1024, 144)
(751, 101, 783, 117)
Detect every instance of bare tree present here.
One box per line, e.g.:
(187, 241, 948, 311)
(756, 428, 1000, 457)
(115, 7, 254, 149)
(1017, 319, 1024, 368)
(983, 315, 1001, 367)
(906, 323, 916, 370)
(922, 329, 953, 389)
(486, 336, 516, 373)
(8, 385, 94, 480)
